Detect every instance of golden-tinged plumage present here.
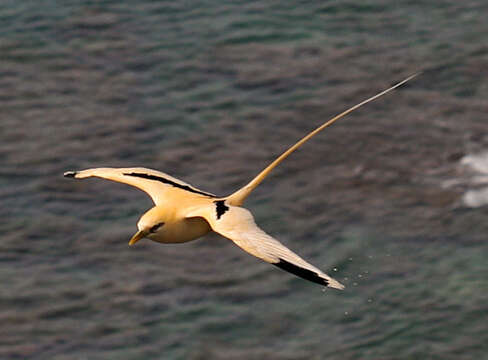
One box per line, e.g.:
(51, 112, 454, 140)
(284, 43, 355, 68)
(65, 74, 418, 290)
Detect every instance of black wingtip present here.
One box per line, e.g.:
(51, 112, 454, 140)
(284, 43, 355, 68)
(273, 259, 329, 287)
(64, 171, 77, 178)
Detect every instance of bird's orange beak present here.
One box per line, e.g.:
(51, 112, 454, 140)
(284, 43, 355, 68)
(129, 229, 148, 246)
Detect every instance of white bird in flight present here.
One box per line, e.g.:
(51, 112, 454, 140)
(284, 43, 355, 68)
(65, 74, 418, 290)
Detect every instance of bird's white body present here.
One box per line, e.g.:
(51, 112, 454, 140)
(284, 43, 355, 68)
(65, 74, 418, 290)
(150, 216, 211, 244)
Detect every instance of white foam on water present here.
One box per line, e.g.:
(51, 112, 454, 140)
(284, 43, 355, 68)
(463, 188, 488, 208)
(461, 151, 488, 174)
(460, 151, 488, 207)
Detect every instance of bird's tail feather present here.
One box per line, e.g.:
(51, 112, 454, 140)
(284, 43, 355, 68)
(225, 73, 419, 206)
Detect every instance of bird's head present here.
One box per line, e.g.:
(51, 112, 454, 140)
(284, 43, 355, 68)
(129, 207, 165, 246)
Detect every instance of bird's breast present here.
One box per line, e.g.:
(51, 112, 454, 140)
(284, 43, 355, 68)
(149, 216, 211, 244)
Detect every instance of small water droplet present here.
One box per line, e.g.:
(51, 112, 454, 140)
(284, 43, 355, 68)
(344, 311, 349, 315)
(358, 274, 363, 278)
(353, 282, 358, 286)
(333, 268, 338, 272)
(348, 257, 353, 261)
(368, 298, 373, 303)
(344, 277, 349, 281)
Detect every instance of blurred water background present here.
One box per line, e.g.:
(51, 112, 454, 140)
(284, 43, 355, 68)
(1, 1, 487, 359)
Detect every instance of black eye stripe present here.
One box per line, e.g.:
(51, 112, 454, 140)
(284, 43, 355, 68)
(150, 222, 164, 233)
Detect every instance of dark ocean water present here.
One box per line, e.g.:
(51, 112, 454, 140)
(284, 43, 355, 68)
(1, 1, 487, 359)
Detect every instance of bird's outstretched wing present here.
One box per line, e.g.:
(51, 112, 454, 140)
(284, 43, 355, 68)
(186, 203, 344, 289)
(64, 167, 216, 205)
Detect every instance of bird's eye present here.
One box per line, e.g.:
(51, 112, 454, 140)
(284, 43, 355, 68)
(149, 222, 164, 233)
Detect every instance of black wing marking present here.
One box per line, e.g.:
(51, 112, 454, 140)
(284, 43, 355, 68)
(273, 258, 330, 286)
(214, 200, 230, 219)
(123, 172, 216, 198)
